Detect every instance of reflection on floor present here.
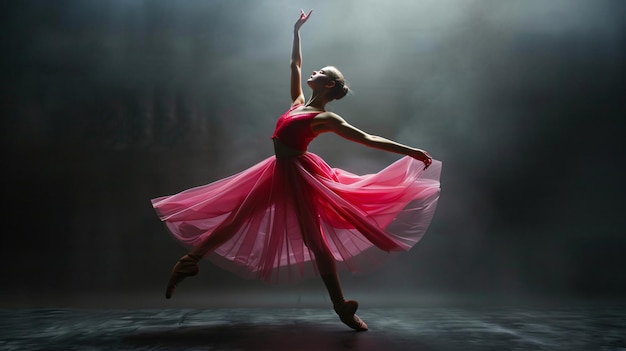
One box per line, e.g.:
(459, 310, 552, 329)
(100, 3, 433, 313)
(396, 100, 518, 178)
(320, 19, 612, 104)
(1, 303, 625, 350)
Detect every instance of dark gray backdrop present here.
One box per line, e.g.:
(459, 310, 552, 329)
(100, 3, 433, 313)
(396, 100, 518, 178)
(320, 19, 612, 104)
(2, 0, 625, 306)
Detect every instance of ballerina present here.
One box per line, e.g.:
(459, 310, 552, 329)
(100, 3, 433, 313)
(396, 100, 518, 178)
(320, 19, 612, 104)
(152, 9, 441, 331)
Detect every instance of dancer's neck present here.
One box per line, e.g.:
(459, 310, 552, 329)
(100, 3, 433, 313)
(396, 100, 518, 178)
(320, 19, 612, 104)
(305, 94, 328, 110)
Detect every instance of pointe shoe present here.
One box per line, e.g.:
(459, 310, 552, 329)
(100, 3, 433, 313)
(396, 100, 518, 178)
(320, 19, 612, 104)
(333, 300, 368, 331)
(165, 254, 200, 299)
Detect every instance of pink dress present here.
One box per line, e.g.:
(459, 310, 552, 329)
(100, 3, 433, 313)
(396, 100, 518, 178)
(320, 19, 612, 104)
(152, 104, 441, 284)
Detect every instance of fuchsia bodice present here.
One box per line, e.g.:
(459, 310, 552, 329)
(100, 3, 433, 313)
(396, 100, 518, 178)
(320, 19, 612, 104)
(271, 104, 320, 151)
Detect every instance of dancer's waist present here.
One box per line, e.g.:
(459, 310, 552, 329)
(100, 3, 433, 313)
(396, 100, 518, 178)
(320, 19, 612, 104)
(273, 138, 306, 158)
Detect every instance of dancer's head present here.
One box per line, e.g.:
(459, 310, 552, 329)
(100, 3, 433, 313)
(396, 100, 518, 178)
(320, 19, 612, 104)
(307, 66, 349, 100)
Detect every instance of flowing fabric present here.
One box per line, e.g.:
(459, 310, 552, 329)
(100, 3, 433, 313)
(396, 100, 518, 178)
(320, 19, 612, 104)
(152, 106, 441, 284)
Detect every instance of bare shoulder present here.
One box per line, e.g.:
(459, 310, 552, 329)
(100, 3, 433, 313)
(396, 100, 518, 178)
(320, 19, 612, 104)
(313, 111, 344, 123)
(311, 112, 346, 133)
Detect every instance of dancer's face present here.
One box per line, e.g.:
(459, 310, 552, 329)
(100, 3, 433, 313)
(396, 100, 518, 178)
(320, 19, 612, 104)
(306, 67, 336, 90)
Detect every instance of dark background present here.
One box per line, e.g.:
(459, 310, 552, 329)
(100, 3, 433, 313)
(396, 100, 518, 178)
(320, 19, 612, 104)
(2, 0, 625, 307)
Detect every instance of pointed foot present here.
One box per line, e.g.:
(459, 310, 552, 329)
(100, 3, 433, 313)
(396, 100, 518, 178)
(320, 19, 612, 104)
(165, 254, 200, 299)
(333, 300, 368, 331)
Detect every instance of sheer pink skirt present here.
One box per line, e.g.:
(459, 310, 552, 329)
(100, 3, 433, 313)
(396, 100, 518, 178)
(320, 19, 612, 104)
(152, 153, 441, 284)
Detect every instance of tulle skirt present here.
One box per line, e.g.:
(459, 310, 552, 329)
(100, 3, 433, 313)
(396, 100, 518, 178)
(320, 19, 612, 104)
(152, 152, 441, 284)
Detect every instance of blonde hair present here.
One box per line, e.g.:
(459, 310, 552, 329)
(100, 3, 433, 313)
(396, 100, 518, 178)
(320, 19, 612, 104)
(324, 66, 349, 100)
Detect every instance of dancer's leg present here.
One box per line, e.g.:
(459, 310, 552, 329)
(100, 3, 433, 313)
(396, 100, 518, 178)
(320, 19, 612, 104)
(298, 205, 368, 331)
(190, 219, 241, 257)
(310, 244, 368, 331)
(164, 253, 201, 299)
(315, 250, 344, 304)
(293, 187, 369, 331)
(165, 221, 238, 299)
(166, 184, 268, 299)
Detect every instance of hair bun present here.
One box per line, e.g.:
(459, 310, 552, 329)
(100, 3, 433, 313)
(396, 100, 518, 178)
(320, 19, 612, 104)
(335, 84, 349, 100)
(325, 66, 349, 100)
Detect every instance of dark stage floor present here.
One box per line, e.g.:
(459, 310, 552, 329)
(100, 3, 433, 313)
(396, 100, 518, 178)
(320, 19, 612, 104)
(1, 302, 625, 351)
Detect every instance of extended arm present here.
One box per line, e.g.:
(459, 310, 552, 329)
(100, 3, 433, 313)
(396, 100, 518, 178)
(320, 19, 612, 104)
(290, 10, 312, 106)
(312, 112, 433, 168)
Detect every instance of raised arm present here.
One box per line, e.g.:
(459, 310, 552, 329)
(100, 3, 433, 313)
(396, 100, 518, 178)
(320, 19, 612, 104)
(290, 10, 312, 106)
(312, 112, 433, 169)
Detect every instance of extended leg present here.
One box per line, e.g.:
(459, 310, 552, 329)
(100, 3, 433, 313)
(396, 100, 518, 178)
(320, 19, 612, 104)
(164, 220, 240, 299)
(165, 253, 201, 299)
(165, 183, 269, 299)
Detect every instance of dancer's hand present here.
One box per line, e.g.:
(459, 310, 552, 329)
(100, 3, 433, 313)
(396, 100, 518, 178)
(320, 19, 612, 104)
(295, 9, 313, 31)
(410, 149, 433, 169)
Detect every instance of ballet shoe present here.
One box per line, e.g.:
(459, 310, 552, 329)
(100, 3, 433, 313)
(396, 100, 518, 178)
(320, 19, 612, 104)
(333, 300, 368, 331)
(165, 254, 200, 299)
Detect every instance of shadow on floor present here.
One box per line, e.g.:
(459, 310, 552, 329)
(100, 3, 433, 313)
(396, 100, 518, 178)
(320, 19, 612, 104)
(125, 321, 433, 351)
